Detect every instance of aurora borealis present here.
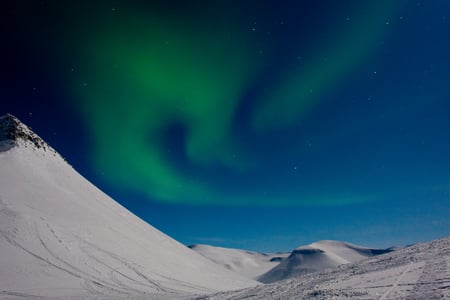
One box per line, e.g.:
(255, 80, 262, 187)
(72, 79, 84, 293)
(69, 1, 396, 205)
(2, 0, 450, 250)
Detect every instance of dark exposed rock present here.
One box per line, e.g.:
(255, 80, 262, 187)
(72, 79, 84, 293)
(0, 114, 52, 153)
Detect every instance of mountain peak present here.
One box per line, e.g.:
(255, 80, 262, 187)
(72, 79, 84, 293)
(0, 114, 50, 151)
(0, 115, 257, 297)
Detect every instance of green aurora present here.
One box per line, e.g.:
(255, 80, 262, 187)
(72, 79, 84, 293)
(68, 1, 395, 205)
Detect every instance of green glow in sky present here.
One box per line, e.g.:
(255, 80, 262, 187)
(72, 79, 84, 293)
(70, 2, 394, 205)
(72, 13, 262, 203)
(252, 2, 394, 130)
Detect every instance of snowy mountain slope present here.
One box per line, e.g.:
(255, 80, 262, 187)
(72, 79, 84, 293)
(258, 240, 391, 283)
(0, 114, 258, 299)
(196, 236, 450, 299)
(189, 244, 289, 279)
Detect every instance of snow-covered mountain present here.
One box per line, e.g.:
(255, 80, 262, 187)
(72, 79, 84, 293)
(0, 114, 257, 299)
(258, 240, 392, 283)
(189, 244, 289, 279)
(198, 236, 450, 299)
(190, 240, 391, 284)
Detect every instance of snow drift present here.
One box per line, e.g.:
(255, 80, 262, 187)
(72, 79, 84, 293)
(258, 240, 391, 283)
(189, 244, 289, 279)
(0, 114, 257, 299)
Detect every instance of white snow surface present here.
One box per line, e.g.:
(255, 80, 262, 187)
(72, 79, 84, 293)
(196, 236, 450, 299)
(0, 115, 258, 299)
(258, 240, 391, 283)
(189, 244, 289, 279)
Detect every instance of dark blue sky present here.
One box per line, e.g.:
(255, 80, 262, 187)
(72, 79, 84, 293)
(1, 0, 450, 252)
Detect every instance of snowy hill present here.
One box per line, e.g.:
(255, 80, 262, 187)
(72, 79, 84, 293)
(258, 240, 391, 283)
(189, 241, 390, 284)
(197, 236, 450, 299)
(0, 114, 257, 299)
(189, 244, 289, 279)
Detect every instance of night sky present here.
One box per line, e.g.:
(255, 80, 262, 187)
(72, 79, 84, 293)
(2, 0, 450, 252)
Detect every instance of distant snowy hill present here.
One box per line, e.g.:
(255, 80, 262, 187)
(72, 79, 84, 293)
(258, 240, 391, 283)
(191, 240, 391, 284)
(197, 236, 450, 299)
(189, 244, 289, 279)
(0, 114, 257, 299)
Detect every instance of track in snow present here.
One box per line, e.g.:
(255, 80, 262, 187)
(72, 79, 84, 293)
(379, 262, 414, 300)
